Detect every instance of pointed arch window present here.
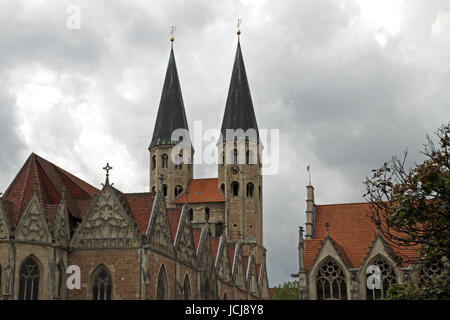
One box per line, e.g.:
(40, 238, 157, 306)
(152, 155, 156, 171)
(19, 256, 40, 300)
(246, 182, 254, 197)
(183, 274, 191, 300)
(223, 291, 228, 300)
(161, 154, 168, 168)
(231, 181, 239, 196)
(220, 183, 225, 194)
(366, 256, 397, 300)
(92, 265, 112, 300)
(316, 259, 347, 300)
(157, 265, 168, 300)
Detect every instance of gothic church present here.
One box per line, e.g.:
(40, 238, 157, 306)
(0, 34, 269, 300)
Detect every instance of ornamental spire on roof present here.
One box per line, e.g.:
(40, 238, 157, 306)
(220, 19, 259, 143)
(149, 27, 190, 150)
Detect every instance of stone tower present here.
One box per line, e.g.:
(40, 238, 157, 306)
(218, 37, 264, 264)
(149, 43, 193, 207)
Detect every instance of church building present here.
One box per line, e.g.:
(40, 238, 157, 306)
(0, 31, 269, 300)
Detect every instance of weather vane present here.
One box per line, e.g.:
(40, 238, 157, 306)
(237, 18, 241, 35)
(170, 26, 176, 42)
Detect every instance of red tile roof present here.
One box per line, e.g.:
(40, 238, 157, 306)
(2, 153, 99, 228)
(174, 178, 225, 204)
(167, 207, 182, 241)
(122, 193, 155, 235)
(304, 202, 418, 270)
(211, 236, 221, 261)
(193, 228, 202, 250)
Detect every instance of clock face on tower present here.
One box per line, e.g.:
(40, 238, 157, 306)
(231, 165, 240, 174)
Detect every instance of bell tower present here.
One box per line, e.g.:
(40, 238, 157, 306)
(218, 27, 264, 263)
(149, 33, 193, 207)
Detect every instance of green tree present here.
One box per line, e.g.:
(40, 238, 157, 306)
(272, 280, 299, 300)
(364, 123, 450, 299)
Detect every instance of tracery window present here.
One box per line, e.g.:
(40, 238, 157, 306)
(18, 257, 40, 300)
(366, 257, 397, 300)
(183, 274, 191, 300)
(316, 259, 347, 300)
(157, 265, 168, 300)
(419, 261, 443, 285)
(92, 265, 112, 300)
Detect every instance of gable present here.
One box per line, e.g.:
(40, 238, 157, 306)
(259, 262, 270, 299)
(233, 245, 246, 288)
(247, 256, 259, 296)
(0, 201, 10, 240)
(15, 194, 52, 244)
(70, 185, 141, 249)
(174, 205, 197, 267)
(53, 200, 70, 247)
(146, 191, 175, 258)
(216, 236, 232, 282)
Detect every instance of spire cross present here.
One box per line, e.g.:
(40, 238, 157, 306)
(237, 18, 242, 36)
(103, 163, 113, 178)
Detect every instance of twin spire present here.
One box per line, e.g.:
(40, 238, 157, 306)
(149, 23, 259, 150)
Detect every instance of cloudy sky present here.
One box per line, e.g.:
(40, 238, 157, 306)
(0, 0, 449, 286)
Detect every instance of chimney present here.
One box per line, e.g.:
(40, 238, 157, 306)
(305, 185, 315, 239)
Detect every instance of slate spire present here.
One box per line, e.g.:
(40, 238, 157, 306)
(220, 39, 259, 142)
(149, 46, 190, 150)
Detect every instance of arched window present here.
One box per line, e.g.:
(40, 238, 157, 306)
(220, 183, 225, 194)
(231, 182, 239, 196)
(152, 155, 156, 171)
(246, 150, 255, 165)
(205, 207, 210, 222)
(92, 265, 112, 300)
(221, 151, 225, 165)
(233, 149, 238, 165)
(246, 182, 254, 197)
(183, 274, 191, 300)
(316, 259, 347, 300)
(157, 265, 168, 300)
(163, 184, 168, 198)
(189, 208, 194, 221)
(259, 185, 261, 200)
(366, 256, 397, 300)
(161, 154, 168, 168)
(55, 262, 64, 299)
(152, 186, 156, 193)
(175, 185, 183, 197)
(223, 291, 228, 300)
(19, 256, 40, 300)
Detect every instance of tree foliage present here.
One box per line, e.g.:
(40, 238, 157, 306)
(272, 280, 299, 300)
(363, 123, 450, 265)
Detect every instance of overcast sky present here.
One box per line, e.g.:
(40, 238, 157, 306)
(0, 0, 449, 287)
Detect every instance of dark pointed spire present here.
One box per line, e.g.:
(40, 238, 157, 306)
(149, 45, 189, 150)
(220, 39, 259, 142)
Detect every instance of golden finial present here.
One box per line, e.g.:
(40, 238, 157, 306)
(237, 18, 241, 35)
(170, 26, 176, 42)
